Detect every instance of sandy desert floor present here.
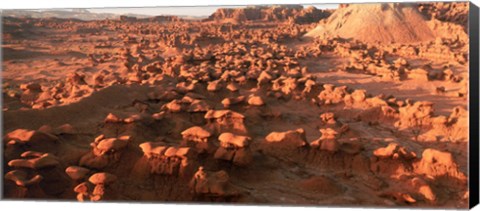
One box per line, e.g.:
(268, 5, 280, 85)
(1, 2, 471, 208)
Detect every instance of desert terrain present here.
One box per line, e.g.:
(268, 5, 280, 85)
(1, 2, 471, 208)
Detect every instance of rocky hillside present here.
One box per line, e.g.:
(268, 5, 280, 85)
(418, 2, 469, 29)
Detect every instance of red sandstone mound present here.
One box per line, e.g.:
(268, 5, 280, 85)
(305, 3, 436, 43)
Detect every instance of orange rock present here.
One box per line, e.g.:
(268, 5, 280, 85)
(66, 166, 90, 181)
(88, 172, 117, 185)
(265, 128, 308, 148)
(104, 113, 123, 123)
(218, 132, 250, 148)
(181, 126, 211, 142)
(8, 152, 60, 170)
(247, 95, 265, 106)
(4, 170, 43, 187)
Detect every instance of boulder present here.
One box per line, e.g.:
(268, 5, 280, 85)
(265, 128, 308, 148)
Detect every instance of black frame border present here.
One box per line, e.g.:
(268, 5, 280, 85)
(469, 1, 479, 209)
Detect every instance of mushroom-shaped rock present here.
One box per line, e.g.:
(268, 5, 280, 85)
(140, 142, 196, 177)
(5, 129, 58, 143)
(265, 128, 308, 148)
(319, 128, 338, 140)
(74, 182, 92, 194)
(81, 136, 129, 169)
(5, 129, 35, 142)
(139, 142, 168, 158)
(5, 170, 43, 187)
(74, 182, 93, 202)
(181, 126, 214, 153)
(66, 166, 90, 181)
(214, 132, 253, 166)
(143, 143, 168, 156)
(8, 153, 60, 170)
(206, 109, 248, 136)
(88, 172, 117, 185)
(87, 172, 117, 201)
(181, 126, 211, 142)
(310, 128, 340, 152)
(247, 95, 265, 106)
(218, 132, 250, 148)
(96, 138, 128, 154)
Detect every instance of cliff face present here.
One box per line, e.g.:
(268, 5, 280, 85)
(207, 5, 331, 24)
(149, 16, 182, 22)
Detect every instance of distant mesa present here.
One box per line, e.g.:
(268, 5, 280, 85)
(119, 15, 138, 22)
(207, 5, 332, 24)
(2, 5, 333, 24)
(120, 15, 183, 22)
